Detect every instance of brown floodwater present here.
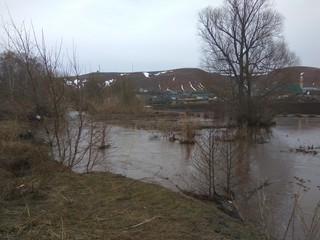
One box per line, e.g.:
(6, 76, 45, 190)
(92, 116, 320, 239)
(242, 116, 320, 238)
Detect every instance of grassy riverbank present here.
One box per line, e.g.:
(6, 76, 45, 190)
(1, 168, 269, 240)
(0, 119, 270, 239)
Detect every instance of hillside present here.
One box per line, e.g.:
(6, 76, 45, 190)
(71, 66, 320, 93)
(272, 66, 320, 88)
(73, 68, 226, 92)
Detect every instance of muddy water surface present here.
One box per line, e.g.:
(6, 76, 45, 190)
(244, 117, 320, 238)
(95, 116, 320, 239)
(102, 127, 190, 190)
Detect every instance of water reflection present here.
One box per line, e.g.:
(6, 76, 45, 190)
(234, 117, 320, 238)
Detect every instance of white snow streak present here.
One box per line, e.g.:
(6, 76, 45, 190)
(66, 80, 74, 86)
(172, 77, 176, 81)
(105, 79, 114, 86)
(181, 84, 185, 91)
(189, 81, 197, 91)
(198, 83, 206, 90)
(66, 79, 87, 86)
(154, 71, 167, 76)
(143, 72, 150, 78)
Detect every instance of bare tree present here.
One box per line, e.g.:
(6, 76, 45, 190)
(198, 0, 299, 126)
(1, 18, 110, 172)
(186, 128, 249, 200)
(189, 129, 218, 198)
(105, 78, 144, 114)
(218, 129, 252, 199)
(0, 26, 51, 116)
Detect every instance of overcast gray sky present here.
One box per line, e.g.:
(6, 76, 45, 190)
(1, 0, 319, 72)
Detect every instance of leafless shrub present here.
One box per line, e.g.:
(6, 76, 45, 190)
(179, 120, 197, 144)
(219, 130, 249, 198)
(251, 176, 320, 240)
(96, 79, 145, 114)
(184, 128, 250, 200)
(304, 201, 320, 240)
(1, 18, 110, 172)
(282, 177, 320, 240)
(186, 129, 218, 198)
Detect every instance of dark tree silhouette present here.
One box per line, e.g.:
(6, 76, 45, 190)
(198, 0, 299, 126)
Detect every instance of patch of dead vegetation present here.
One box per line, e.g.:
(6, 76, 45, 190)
(1, 171, 269, 240)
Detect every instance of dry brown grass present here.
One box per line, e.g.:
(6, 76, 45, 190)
(0, 170, 269, 240)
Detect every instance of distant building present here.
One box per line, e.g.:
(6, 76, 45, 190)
(285, 84, 303, 94)
(298, 72, 320, 96)
(302, 87, 320, 96)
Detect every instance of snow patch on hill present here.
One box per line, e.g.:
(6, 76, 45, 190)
(67, 79, 87, 86)
(189, 81, 197, 91)
(198, 83, 205, 90)
(105, 79, 114, 86)
(154, 71, 167, 76)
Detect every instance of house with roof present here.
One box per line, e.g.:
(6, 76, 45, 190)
(302, 87, 320, 96)
(299, 72, 320, 96)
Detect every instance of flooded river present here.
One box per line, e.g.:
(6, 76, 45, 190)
(93, 116, 320, 239)
(243, 117, 320, 238)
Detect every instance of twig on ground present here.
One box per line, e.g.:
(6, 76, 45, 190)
(125, 215, 161, 230)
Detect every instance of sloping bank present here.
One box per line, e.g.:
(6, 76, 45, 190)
(0, 123, 270, 239)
